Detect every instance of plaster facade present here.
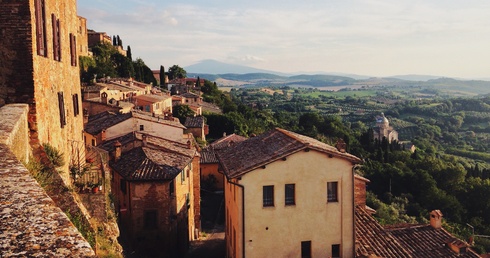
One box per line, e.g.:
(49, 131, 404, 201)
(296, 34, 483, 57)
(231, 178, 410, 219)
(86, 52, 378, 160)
(224, 149, 356, 258)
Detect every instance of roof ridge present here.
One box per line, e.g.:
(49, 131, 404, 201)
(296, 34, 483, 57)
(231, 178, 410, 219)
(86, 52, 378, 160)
(274, 127, 310, 147)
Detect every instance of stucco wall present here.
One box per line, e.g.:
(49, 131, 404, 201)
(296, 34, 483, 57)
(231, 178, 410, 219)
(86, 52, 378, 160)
(201, 163, 223, 190)
(231, 150, 355, 258)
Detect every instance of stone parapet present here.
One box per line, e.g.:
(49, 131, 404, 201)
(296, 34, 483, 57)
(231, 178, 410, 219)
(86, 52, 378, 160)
(0, 104, 31, 163)
(0, 104, 95, 257)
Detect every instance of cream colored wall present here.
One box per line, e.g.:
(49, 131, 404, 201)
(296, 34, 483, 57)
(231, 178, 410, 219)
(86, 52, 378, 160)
(175, 163, 196, 241)
(136, 119, 184, 141)
(224, 178, 242, 258)
(235, 150, 355, 258)
(105, 119, 134, 140)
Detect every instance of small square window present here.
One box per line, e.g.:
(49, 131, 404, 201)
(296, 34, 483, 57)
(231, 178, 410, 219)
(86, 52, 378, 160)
(327, 182, 338, 202)
(285, 184, 295, 205)
(139, 125, 144, 131)
(263, 185, 274, 207)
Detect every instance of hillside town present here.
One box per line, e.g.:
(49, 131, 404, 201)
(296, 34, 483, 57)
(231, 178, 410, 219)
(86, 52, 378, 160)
(0, 1, 488, 258)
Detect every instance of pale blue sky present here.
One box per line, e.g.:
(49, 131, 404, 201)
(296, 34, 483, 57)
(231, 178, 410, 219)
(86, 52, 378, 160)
(78, 0, 490, 78)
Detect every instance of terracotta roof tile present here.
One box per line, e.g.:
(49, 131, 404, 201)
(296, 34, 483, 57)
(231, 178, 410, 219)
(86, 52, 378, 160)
(210, 134, 247, 150)
(85, 111, 132, 135)
(184, 116, 205, 128)
(355, 206, 412, 258)
(216, 128, 361, 178)
(200, 148, 218, 164)
(387, 225, 481, 258)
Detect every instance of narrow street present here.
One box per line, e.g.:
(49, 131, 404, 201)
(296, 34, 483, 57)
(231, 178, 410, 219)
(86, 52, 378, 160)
(186, 190, 226, 258)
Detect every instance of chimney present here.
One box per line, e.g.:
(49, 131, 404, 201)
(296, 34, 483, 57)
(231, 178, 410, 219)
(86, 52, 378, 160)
(430, 210, 443, 229)
(101, 130, 107, 141)
(223, 132, 227, 137)
(114, 141, 122, 161)
(187, 140, 192, 149)
(446, 238, 468, 254)
(142, 134, 147, 146)
(335, 138, 347, 153)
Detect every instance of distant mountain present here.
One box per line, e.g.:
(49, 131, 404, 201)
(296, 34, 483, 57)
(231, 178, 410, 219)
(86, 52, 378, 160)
(387, 74, 448, 81)
(185, 59, 289, 76)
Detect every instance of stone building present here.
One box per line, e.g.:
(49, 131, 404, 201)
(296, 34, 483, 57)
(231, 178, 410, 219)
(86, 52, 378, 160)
(0, 0, 86, 184)
(99, 132, 201, 257)
(373, 112, 398, 143)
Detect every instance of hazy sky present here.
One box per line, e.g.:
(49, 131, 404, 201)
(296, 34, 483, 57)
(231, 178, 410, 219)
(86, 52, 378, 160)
(78, 0, 490, 78)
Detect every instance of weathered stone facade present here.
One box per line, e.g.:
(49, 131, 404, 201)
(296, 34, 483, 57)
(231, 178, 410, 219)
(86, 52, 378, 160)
(0, 0, 86, 184)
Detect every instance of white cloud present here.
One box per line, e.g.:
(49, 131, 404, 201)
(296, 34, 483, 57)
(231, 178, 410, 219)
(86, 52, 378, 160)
(78, 0, 490, 77)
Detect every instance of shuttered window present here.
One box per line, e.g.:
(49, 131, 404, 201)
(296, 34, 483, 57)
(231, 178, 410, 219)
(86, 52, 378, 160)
(72, 94, 79, 116)
(58, 92, 66, 128)
(51, 14, 61, 61)
(35, 0, 47, 57)
(70, 33, 77, 66)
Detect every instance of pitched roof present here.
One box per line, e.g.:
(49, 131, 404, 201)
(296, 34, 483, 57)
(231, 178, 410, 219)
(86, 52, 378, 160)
(85, 111, 185, 136)
(133, 94, 171, 103)
(184, 116, 205, 128)
(387, 225, 480, 258)
(210, 134, 247, 150)
(85, 111, 132, 135)
(200, 148, 219, 164)
(109, 135, 196, 181)
(216, 128, 361, 178)
(181, 92, 200, 98)
(355, 206, 412, 258)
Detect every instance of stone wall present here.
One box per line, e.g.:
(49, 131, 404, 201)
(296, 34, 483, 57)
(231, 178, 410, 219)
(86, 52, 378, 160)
(0, 0, 86, 185)
(0, 104, 95, 256)
(0, 104, 31, 163)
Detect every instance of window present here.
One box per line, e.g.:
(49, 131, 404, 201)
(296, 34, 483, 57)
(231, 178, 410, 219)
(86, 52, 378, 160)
(139, 124, 144, 131)
(285, 184, 295, 205)
(72, 94, 79, 116)
(144, 210, 157, 229)
(332, 244, 341, 258)
(58, 92, 66, 128)
(69, 33, 77, 66)
(181, 170, 185, 183)
(263, 185, 274, 207)
(327, 182, 338, 202)
(51, 14, 61, 61)
(301, 241, 311, 258)
(120, 179, 126, 194)
(91, 139, 95, 146)
(169, 180, 174, 196)
(35, 0, 47, 57)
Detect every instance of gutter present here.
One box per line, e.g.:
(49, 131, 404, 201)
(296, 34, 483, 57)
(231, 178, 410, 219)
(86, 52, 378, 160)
(227, 178, 245, 258)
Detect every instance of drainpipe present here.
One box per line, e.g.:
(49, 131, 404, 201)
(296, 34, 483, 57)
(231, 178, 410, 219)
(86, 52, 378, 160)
(352, 164, 361, 256)
(228, 178, 245, 258)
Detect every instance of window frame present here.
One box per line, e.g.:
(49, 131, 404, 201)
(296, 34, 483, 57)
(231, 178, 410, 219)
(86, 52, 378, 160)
(285, 183, 295, 206)
(301, 241, 311, 258)
(327, 181, 339, 202)
(58, 92, 66, 128)
(69, 33, 77, 66)
(35, 0, 47, 57)
(332, 244, 341, 258)
(51, 13, 61, 61)
(262, 185, 274, 207)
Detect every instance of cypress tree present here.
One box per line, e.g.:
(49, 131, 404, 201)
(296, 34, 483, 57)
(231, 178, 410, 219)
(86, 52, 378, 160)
(159, 65, 165, 87)
(127, 45, 132, 60)
(113, 35, 117, 46)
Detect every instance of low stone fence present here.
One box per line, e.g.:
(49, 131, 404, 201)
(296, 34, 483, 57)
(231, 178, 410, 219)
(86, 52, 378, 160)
(0, 104, 95, 257)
